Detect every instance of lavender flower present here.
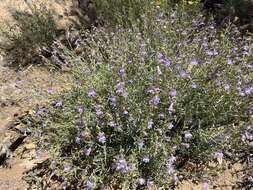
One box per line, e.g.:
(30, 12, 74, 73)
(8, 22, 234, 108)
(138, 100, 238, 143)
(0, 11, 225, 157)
(184, 131, 193, 141)
(147, 86, 161, 94)
(143, 155, 150, 163)
(95, 107, 104, 118)
(116, 82, 128, 97)
(116, 158, 129, 174)
(97, 133, 106, 144)
(47, 88, 54, 94)
(77, 106, 84, 113)
(84, 148, 92, 156)
(108, 121, 116, 127)
(138, 178, 146, 185)
(190, 58, 198, 66)
(214, 151, 223, 164)
(147, 119, 154, 129)
(191, 82, 197, 89)
(54, 101, 62, 108)
(109, 96, 117, 107)
(167, 122, 174, 129)
(244, 87, 253, 95)
(149, 95, 160, 106)
(75, 137, 81, 144)
(168, 156, 176, 164)
(224, 84, 230, 92)
(86, 180, 94, 189)
(179, 70, 190, 79)
(119, 67, 126, 78)
(116, 82, 124, 95)
(88, 89, 97, 97)
(227, 59, 233, 65)
(158, 53, 171, 68)
(173, 175, 179, 183)
(169, 89, 177, 97)
(203, 181, 209, 188)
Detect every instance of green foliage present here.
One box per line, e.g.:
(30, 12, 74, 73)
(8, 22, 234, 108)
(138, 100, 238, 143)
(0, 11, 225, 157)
(30, 3, 253, 189)
(93, 0, 189, 27)
(0, 3, 57, 68)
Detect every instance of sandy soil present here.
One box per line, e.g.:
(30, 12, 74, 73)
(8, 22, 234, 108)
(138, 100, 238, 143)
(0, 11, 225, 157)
(0, 1, 73, 189)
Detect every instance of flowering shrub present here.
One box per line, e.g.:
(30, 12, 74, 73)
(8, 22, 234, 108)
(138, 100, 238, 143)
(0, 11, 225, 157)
(32, 3, 253, 189)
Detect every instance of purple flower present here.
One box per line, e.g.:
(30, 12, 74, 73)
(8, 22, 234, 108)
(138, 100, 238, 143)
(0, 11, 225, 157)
(173, 175, 179, 183)
(168, 156, 176, 164)
(84, 148, 92, 156)
(182, 143, 190, 148)
(149, 95, 160, 106)
(158, 53, 171, 68)
(47, 88, 54, 94)
(63, 164, 71, 172)
(147, 119, 154, 129)
(95, 107, 104, 117)
(147, 87, 161, 94)
(143, 155, 150, 163)
(88, 89, 96, 97)
(108, 121, 116, 127)
(116, 158, 129, 174)
(75, 137, 81, 144)
(224, 84, 230, 92)
(54, 101, 62, 108)
(190, 58, 198, 66)
(191, 82, 197, 89)
(206, 50, 218, 56)
(203, 181, 209, 188)
(77, 106, 84, 113)
(227, 59, 233, 65)
(169, 89, 177, 97)
(244, 87, 253, 95)
(167, 122, 174, 129)
(167, 165, 174, 175)
(119, 67, 126, 78)
(184, 131, 193, 141)
(214, 151, 223, 164)
(116, 82, 124, 94)
(138, 178, 146, 185)
(97, 133, 106, 144)
(86, 180, 94, 189)
(179, 70, 190, 79)
(116, 82, 128, 97)
(109, 96, 117, 107)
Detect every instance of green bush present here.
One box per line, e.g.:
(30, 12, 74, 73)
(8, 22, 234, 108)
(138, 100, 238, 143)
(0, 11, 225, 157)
(30, 3, 253, 190)
(0, 2, 57, 68)
(93, 0, 187, 27)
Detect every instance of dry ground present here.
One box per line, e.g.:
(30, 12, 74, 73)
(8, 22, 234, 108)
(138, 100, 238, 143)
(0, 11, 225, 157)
(0, 1, 245, 190)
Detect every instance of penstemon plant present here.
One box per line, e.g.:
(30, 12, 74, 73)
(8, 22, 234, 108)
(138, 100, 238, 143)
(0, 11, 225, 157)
(31, 2, 253, 189)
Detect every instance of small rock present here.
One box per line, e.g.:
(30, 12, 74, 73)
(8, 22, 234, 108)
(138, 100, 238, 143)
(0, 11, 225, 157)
(0, 141, 11, 165)
(24, 143, 36, 150)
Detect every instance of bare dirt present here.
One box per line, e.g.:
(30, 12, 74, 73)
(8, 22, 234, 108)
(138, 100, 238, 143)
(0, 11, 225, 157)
(0, 1, 246, 190)
(0, 1, 73, 189)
